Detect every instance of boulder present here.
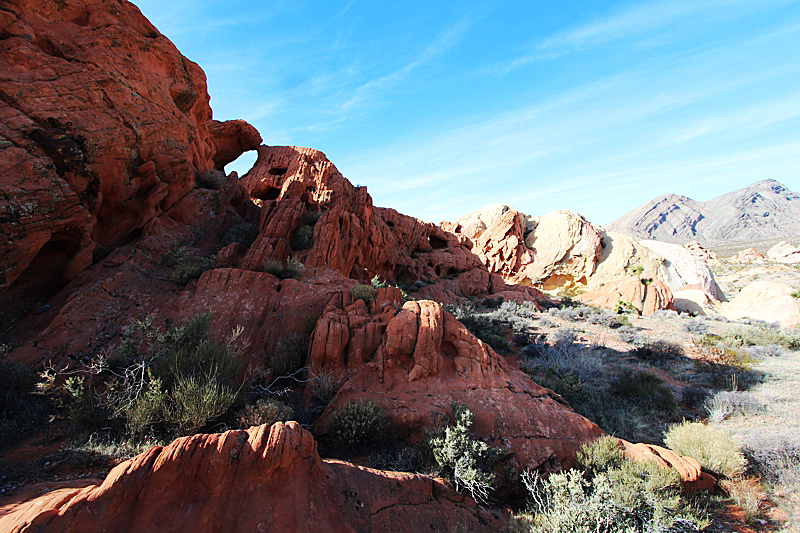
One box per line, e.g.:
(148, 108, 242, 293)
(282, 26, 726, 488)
(0, 0, 220, 325)
(767, 241, 800, 264)
(673, 286, 720, 316)
(721, 281, 800, 327)
(728, 247, 765, 264)
(576, 277, 674, 316)
(683, 241, 720, 266)
(310, 297, 604, 476)
(639, 240, 726, 301)
(617, 439, 716, 492)
(0, 422, 505, 533)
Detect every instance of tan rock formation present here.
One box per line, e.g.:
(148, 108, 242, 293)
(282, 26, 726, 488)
(767, 241, 800, 264)
(0, 422, 505, 533)
(639, 240, 725, 301)
(721, 281, 800, 327)
(576, 277, 674, 316)
(729, 247, 765, 264)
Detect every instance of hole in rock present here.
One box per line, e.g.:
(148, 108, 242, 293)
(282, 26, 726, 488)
(428, 235, 447, 249)
(224, 150, 258, 178)
(386, 221, 395, 228)
(268, 166, 288, 176)
(255, 187, 280, 201)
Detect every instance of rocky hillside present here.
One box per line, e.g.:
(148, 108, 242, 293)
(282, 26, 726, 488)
(604, 180, 800, 244)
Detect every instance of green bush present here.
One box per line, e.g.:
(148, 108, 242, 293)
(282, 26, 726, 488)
(221, 222, 258, 248)
(163, 247, 215, 284)
(328, 399, 389, 449)
(290, 224, 314, 250)
(106, 313, 245, 439)
(614, 300, 637, 315)
(664, 421, 746, 479)
(351, 284, 377, 303)
(169, 375, 238, 435)
(427, 402, 500, 502)
(512, 437, 708, 533)
(237, 398, 293, 428)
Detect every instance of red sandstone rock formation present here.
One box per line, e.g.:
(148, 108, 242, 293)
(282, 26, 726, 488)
(0, 422, 505, 533)
(309, 294, 604, 477)
(207, 119, 262, 171)
(239, 145, 546, 305)
(575, 277, 674, 316)
(618, 439, 716, 492)
(0, 0, 258, 325)
(683, 241, 720, 265)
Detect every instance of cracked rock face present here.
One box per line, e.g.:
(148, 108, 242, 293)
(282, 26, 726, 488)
(0, 422, 507, 533)
(0, 0, 220, 326)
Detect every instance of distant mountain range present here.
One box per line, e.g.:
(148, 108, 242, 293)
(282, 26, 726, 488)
(604, 179, 800, 244)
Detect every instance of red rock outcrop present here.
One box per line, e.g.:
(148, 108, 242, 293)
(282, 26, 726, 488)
(576, 277, 674, 316)
(239, 145, 546, 305)
(0, 422, 505, 533)
(729, 247, 765, 264)
(310, 295, 604, 476)
(617, 439, 716, 492)
(207, 119, 262, 171)
(0, 0, 260, 325)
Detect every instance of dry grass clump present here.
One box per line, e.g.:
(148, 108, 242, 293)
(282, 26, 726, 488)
(664, 421, 746, 479)
(237, 398, 293, 428)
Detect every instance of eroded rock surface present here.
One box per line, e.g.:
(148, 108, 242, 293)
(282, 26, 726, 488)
(310, 295, 604, 476)
(576, 276, 674, 316)
(767, 241, 800, 264)
(0, 422, 505, 533)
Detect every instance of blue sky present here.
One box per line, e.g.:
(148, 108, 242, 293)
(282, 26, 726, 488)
(131, 0, 800, 225)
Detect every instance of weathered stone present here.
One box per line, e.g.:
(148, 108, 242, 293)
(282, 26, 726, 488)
(576, 277, 674, 316)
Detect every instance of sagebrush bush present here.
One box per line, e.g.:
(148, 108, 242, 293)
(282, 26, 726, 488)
(328, 399, 389, 449)
(262, 257, 305, 279)
(742, 434, 800, 488)
(721, 325, 800, 350)
(307, 368, 347, 407)
(163, 247, 215, 284)
(428, 402, 500, 502)
(512, 437, 707, 533)
(664, 421, 746, 479)
(169, 375, 238, 435)
(617, 326, 640, 345)
(704, 390, 766, 423)
(237, 398, 292, 428)
(682, 318, 709, 335)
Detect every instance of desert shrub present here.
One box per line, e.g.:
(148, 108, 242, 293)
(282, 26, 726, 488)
(574, 436, 625, 475)
(721, 325, 800, 350)
(369, 443, 429, 474)
(720, 478, 765, 523)
(328, 399, 389, 449)
(513, 438, 707, 533)
(521, 332, 603, 383)
(290, 224, 314, 250)
(538, 317, 556, 328)
(511, 332, 530, 346)
(744, 344, 783, 358)
(370, 275, 387, 288)
(616, 326, 640, 345)
(237, 398, 293, 428)
(680, 386, 709, 408)
(586, 310, 619, 328)
(262, 257, 305, 279)
(169, 375, 238, 435)
(608, 369, 677, 416)
(682, 318, 709, 335)
(652, 309, 680, 319)
(704, 391, 766, 423)
(106, 313, 245, 439)
(614, 300, 637, 315)
(170, 255, 215, 284)
(613, 314, 633, 328)
(0, 354, 53, 450)
(307, 368, 347, 407)
(221, 222, 258, 248)
(742, 434, 800, 488)
(351, 284, 377, 303)
(427, 402, 500, 502)
(450, 306, 510, 354)
(553, 307, 579, 321)
(269, 332, 308, 378)
(664, 421, 746, 479)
